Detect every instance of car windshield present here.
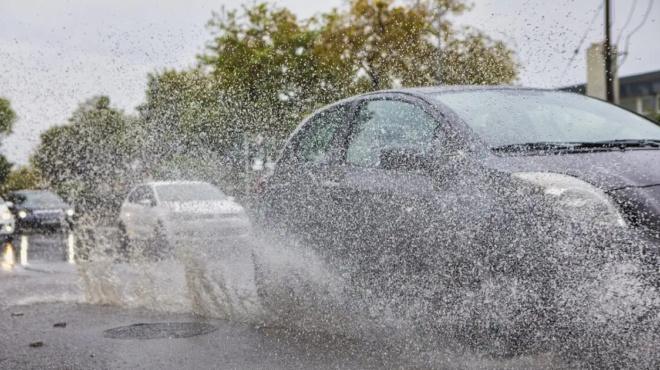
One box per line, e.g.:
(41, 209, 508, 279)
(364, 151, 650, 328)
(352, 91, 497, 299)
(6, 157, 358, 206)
(155, 183, 227, 202)
(433, 90, 660, 147)
(16, 191, 67, 207)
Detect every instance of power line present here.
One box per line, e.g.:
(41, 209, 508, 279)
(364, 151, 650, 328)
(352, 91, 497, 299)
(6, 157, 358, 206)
(558, 2, 604, 84)
(615, 0, 637, 46)
(618, 0, 654, 69)
(559, 3, 605, 82)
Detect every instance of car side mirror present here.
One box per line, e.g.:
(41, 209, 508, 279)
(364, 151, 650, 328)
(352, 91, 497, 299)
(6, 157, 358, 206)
(379, 147, 437, 172)
(138, 199, 154, 207)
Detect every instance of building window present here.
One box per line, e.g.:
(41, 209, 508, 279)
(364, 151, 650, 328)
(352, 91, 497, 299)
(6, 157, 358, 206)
(641, 96, 654, 114)
(620, 97, 638, 112)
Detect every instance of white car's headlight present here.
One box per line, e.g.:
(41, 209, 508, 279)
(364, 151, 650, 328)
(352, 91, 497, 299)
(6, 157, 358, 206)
(18, 211, 28, 219)
(512, 172, 626, 227)
(1, 211, 11, 221)
(66, 208, 75, 217)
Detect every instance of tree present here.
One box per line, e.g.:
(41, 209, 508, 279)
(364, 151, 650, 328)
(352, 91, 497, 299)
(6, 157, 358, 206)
(32, 96, 138, 219)
(0, 97, 17, 136)
(0, 166, 42, 198)
(199, 3, 343, 140)
(136, 70, 247, 191)
(0, 154, 12, 186)
(319, 0, 517, 90)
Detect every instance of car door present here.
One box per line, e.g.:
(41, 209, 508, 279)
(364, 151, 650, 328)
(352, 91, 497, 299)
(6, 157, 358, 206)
(122, 185, 158, 239)
(328, 95, 449, 290)
(260, 103, 352, 250)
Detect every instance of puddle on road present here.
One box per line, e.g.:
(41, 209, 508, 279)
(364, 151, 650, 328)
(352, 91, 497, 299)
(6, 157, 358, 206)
(0, 232, 83, 307)
(1, 232, 76, 273)
(103, 322, 218, 339)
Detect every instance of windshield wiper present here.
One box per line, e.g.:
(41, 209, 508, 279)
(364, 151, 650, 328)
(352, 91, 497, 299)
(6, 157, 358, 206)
(571, 139, 660, 149)
(491, 142, 584, 152)
(492, 139, 660, 153)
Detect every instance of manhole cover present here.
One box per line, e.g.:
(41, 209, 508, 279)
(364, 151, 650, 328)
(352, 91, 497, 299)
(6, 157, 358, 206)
(103, 322, 217, 339)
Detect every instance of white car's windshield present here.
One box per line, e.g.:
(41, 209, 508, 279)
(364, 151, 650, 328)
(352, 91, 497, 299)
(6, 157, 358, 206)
(434, 90, 660, 147)
(155, 183, 227, 202)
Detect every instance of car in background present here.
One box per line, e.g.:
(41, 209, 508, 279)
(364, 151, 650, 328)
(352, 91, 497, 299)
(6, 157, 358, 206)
(7, 190, 75, 231)
(0, 197, 15, 238)
(118, 181, 251, 255)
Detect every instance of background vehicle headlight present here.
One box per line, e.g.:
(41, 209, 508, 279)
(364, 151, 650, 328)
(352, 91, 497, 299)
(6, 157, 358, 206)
(66, 208, 75, 217)
(1, 211, 11, 221)
(512, 172, 626, 227)
(18, 211, 28, 219)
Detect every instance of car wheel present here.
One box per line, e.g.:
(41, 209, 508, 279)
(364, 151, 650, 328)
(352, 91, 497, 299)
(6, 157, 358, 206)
(117, 222, 131, 261)
(149, 221, 171, 260)
(251, 250, 270, 303)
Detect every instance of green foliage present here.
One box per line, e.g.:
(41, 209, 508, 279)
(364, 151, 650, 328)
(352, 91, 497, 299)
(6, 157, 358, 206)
(0, 154, 12, 186)
(649, 111, 660, 123)
(0, 97, 17, 136)
(0, 166, 42, 198)
(199, 3, 346, 139)
(31, 96, 138, 219)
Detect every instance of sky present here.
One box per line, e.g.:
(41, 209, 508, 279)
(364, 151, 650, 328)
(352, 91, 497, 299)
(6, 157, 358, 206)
(1, 0, 659, 165)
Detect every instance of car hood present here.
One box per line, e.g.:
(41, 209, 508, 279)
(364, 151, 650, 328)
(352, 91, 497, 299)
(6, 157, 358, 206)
(161, 200, 245, 214)
(483, 149, 660, 191)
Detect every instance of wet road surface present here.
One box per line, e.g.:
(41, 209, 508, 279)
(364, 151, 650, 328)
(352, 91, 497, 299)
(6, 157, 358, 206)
(0, 231, 569, 369)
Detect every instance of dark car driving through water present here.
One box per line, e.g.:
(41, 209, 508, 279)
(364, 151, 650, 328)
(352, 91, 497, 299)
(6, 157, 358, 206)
(251, 86, 660, 350)
(7, 190, 75, 231)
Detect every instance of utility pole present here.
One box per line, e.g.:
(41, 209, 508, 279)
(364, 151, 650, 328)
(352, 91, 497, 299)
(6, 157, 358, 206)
(604, 0, 615, 103)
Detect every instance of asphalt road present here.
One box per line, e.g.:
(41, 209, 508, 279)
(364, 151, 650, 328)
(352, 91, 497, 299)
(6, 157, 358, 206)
(0, 232, 567, 369)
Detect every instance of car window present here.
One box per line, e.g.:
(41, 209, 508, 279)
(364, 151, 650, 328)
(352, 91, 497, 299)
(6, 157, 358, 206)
(346, 100, 439, 168)
(292, 105, 348, 164)
(128, 186, 156, 204)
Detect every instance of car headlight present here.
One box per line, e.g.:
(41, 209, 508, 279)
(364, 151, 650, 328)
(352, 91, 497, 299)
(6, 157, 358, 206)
(1, 211, 11, 221)
(18, 211, 28, 219)
(66, 208, 75, 217)
(512, 172, 626, 227)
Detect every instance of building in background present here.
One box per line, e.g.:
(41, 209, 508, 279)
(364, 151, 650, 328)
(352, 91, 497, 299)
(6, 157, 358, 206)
(561, 43, 660, 116)
(586, 43, 619, 104)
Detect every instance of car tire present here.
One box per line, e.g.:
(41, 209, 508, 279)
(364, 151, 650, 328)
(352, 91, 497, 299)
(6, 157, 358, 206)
(117, 222, 131, 261)
(251, 250, 270, 303)
(149, 221, 171, 260)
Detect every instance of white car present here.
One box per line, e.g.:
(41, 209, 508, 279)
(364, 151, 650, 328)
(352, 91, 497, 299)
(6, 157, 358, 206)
(118, 181, 251, 253)
(0, 197, 15, 238)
